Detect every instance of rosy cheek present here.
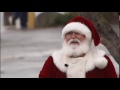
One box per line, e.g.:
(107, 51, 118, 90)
(77, 35, 84, 41)
(65, 36, 71, 41)
(81, 37, 85, 42)
(65, 37, 69, 42)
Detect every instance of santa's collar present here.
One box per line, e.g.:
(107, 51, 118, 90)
(52, 48, 108, 78)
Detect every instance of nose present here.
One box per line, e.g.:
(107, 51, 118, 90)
(72, 32, 76, 38)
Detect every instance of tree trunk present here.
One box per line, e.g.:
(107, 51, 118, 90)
(79, 12, 119, 64)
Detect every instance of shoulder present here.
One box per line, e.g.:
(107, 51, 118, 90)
(43, 56, 54, 67)
(104, 55, 116, 69)
(104, 55, 111, 62)
(104, 55, 118, 78)
(46, 56, 53, 62)
(104, 55, 116, 67)
(39, 56, 56, 78)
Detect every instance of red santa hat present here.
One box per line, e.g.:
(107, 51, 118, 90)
(61, 16, 101, 46)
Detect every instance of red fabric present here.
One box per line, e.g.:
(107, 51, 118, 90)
(67, 16, 100, 46)
(39, 56, 66, 78)
(39, 56, 118, 78)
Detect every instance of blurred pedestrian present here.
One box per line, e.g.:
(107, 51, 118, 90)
(12, 12, 21, 26)
(20, 12, 28, 29)
(11, 12, 28, 29)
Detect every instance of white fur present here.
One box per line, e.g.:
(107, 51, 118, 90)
(52, 50, 67, 73)
(85, 48, 108, 72)
(67, 57, 86, 78)
(62, 39, 91, 57)
(61, 22, 92, 40)
(98, 50, 106, 57)
(95, 57, 108, 69)
(52, 48, 108, 78)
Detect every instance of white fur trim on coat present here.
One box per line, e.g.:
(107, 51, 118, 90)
(52, 49, 108, 78)
(61, 22, 92, 40)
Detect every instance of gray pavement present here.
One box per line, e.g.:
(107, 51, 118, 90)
(1, 27, 62, 78)
(1, 26, 119, 78)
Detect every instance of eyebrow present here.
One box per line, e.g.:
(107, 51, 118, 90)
(67, 31, 81, 34)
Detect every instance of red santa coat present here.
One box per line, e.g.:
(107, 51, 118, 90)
(39, 50, 118, 78)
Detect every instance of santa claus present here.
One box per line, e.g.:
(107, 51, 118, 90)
(39, 16, 118, 78)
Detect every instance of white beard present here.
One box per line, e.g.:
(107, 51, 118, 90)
(61, 39, 91, 57)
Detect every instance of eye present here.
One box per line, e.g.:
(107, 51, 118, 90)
(75, 32, 80, 35)
(66, 31, 73, 35)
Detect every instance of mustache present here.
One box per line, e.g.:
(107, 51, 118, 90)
(68, 39, 81, 44)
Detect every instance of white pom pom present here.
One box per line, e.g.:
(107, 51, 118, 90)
(95, 57, 108, 69)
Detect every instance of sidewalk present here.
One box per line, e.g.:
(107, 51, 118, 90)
(1, 26, 119, 78)
(1, 26, 62, 78)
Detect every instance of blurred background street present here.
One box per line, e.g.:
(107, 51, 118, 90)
(1, 12, 119, 78)
(1, 27, 62, 78)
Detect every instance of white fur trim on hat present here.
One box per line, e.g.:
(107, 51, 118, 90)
(61, 22, 92, 40)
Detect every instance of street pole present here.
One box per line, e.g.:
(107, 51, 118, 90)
(28, 12, 35, 29)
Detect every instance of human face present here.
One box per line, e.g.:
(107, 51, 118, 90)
(65, 31, 86, 45)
